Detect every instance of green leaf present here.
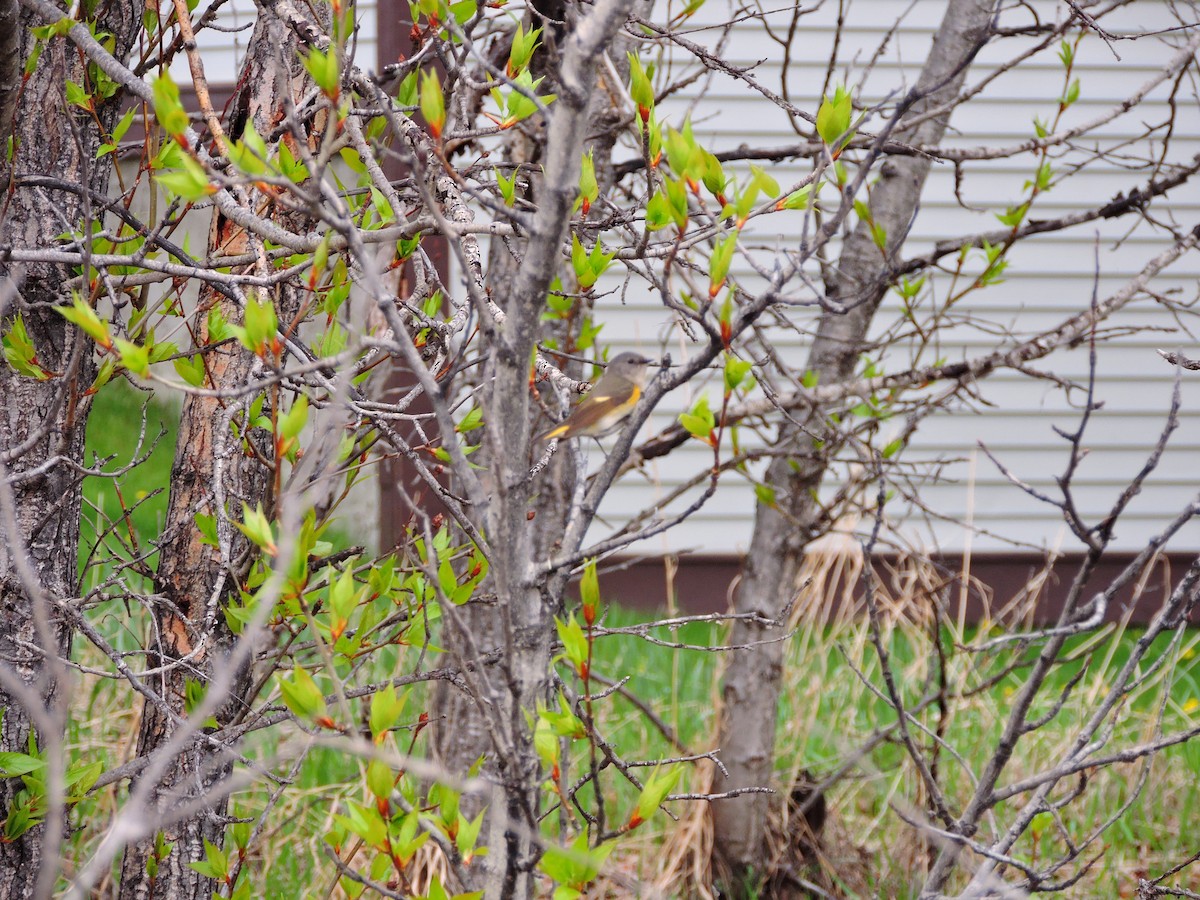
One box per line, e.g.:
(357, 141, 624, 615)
(279, 395, 309, 441)
(449, 0, 476, 24)
(152, 72, 189, 137)
(148, 339, 179, 366)
(678, 395, 715, 440)
(109, 107, 135, 146)
(539, 834, 615, 893)
(334, 802, 387, 849)
(776, 182, 821, 210)
(723, 355, 752, 393)
(336, 801, 386, 854)
(22, 37, 45, 77)
(2, 315, 49, 379)
(627, 52, 655, 121)
(235, 502, 277, 555)
(577, 148, 598, 213)
(420, 70, 445, 139)
(490, 70, 555, 127)
(277, 139, 309, 182)
(155, 152, 213, 201)
(0, 752, 46, 777)
(545, 693, 585, 739)
(206, 307, 233, 343)
(457, 405, 483, 433)
(370, 186, 396, 223)
(173, 354, 206, 387)
(455, 810, 486, 862)
(495, 167, 517, 206)
(89, 357, 117, 393)
(227, 123, 269, 176)
(303, 47, 340, 98)
(113, 338, 150, 376)
(664, 123, 699, 181)
(65, 80, 92, 111)
(369, 683, 407, 740)
(570, 234, 614, 289)
(236, 296, 278, 354)
(1063, 77, 1080, 106)
(338, 146, 367, 176)
(278, 665, 327, 721)
(646, 179, 688, 232)
(645, 190, 671, 230)
(396, 71, 418, 107)
(633, 764, 682, 824)
(893, 275, 925, 301)
(194, 512, 218, 547)
(700, 149, 726, 200)
(995, 202, 1029, 228)
(816, 84, 853, 147)
(1057, 39, 1074, 68)
(555, 614, 588, 672)
(534, 712, 558, 767)
(749, 164, 779, 200)
(579, 559, 600, 611)
(65, 758, 103, 801)
(328, 566, 361, 623)
(708, 232, 737, 297)
(507, 24, 541, 76)
(366, 759, 393, 800)
(188, 839, 229, 879)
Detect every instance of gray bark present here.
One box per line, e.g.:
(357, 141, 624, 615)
(425, 1, 638, 897)
(433, 0, 633, 792)
(710, 0, 997, 890)
(0, 0, 18, 148)
(0, 3, 140, 896)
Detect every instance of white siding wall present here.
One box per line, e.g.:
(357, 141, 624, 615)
(166, 0, 379, 83)
(170, 0, 1200, 556)
(592, 0, 1200, 556)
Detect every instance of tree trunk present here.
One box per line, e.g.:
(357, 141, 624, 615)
(0, 4, 140, 896)
(431, 0, 635, 877)
(0, 0, 19, 149)
(711, 0, 996, 890)
(115, 11, 326, 898)
(425, 1, 638, 895)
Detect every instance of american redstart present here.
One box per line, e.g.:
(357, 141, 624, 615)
(538, 352, 654, 441)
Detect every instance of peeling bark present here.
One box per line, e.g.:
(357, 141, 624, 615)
(114, 11, 327, 898)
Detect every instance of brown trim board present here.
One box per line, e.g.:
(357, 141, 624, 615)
(593, 552, 1199, 626)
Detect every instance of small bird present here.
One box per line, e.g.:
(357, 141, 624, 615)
(538, 352, 654, 441)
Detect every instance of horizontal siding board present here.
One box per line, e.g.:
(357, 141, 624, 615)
(173, 0, 1199, 555)
(167, 0, 379, 83)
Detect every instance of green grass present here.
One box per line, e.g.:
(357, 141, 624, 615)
(60, 570, 1200, 897)
(80, 382, 177, 578)
(66, 387, 1200, 896)
(582, 601, 1200, 897)
(184, 599, 1200, 897)
(78, 381, 363, 585)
